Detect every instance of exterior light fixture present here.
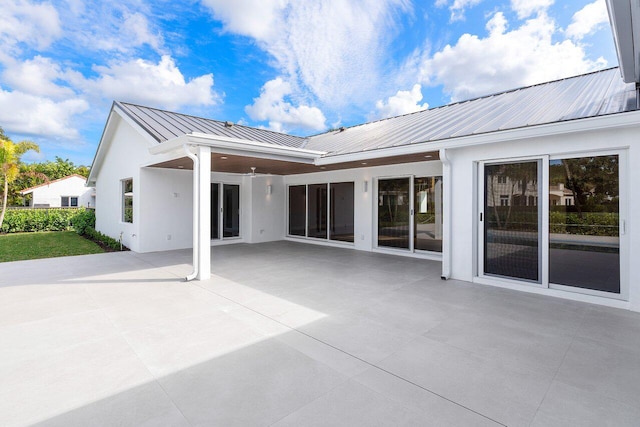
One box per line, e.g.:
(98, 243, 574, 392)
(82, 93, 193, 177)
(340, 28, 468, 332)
(363, 180, 368, 193)
(267, 184, 272, 195)
(250, 167, 257, 178)
(220, 156, 228, 160)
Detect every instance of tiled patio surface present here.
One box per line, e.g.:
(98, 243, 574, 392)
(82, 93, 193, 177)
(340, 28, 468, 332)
(1, 241, 639, 426)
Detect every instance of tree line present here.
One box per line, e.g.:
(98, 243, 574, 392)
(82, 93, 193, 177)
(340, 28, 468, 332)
(1, 126, 90, 229)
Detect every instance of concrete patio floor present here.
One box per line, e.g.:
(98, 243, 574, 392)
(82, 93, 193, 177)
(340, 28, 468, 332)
(1, 241, 640, 426)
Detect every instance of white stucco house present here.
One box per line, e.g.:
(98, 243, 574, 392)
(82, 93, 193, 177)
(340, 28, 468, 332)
(20, 174, 95, 208)
(88, 0, 640, 312)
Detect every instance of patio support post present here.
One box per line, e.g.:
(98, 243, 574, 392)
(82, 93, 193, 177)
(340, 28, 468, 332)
(196, 145, 211, 280)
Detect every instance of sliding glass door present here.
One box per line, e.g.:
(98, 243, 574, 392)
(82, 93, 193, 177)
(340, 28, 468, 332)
(287, 182, 354, 243)
(549, 155, 620, 293)
(479, 154, 622, 296)
(377, 178, 410, 249)
(210, 182, 240, 240)
(483, 161, 540, 282)
(377, 176, 443, 253)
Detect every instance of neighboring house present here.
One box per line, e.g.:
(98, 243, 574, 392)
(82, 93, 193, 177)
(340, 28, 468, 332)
(88, 1, 640, 312)
(20, 174, 95, 208)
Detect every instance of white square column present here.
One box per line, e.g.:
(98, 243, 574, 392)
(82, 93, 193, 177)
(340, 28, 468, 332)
(196, 145, 211, 280)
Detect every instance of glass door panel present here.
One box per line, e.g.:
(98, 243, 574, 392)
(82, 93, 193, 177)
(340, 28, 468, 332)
(308, 184, 327, 238)
(223, 184, 240, 238)
(330, 182, 354, 242)
(288, 185, 306, 236)
(549, 155, 620, 293)
(414, 176, 443, 252)
(211, 183, 219, 239)
(378, 178, 410, 249)
(484, 161, 540, 282)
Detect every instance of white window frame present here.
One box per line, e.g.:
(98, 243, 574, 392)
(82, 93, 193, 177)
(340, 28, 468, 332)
(211, 181, 242, 241)
(474, 150, 628, 301)
(121, 178, 133, 224)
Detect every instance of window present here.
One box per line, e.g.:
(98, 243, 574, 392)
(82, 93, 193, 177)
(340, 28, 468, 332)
(122, 179, 133, 223)
(288, 186, 306, 236)
(497, 175, 507, 184)
(500, 195, 509, 206)
(61, 196, 78, 207)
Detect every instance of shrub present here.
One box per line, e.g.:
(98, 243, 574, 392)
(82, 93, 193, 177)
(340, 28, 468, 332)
(71, 209, 96, 235)
(83, 226, 127, 251)
(1, 208, 77, 233)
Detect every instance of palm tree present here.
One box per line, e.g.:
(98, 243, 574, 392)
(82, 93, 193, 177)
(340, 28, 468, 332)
(0, 133, 40, 229)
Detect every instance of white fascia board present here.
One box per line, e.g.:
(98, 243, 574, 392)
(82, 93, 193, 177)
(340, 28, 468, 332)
(149, 133, 326, 164)
(606, 0, 637, 83)
(315, 111, 640, 165)
(87, 103, 160, 186)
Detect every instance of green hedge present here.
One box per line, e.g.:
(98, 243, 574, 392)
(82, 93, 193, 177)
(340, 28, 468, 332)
(71, 209, 96, 235)
(1, 209, 78, 233)
(83, 227, 126, 251)
(550, 211, 619, 236)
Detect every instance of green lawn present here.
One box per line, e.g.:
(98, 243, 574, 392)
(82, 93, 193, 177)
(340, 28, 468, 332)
(0, 231, 105, 262)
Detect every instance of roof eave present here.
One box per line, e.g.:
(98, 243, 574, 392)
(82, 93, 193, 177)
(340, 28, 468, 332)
(607, 0, 640, 83)
(149, 133, 326, 164)
(315, 110, 640, 165)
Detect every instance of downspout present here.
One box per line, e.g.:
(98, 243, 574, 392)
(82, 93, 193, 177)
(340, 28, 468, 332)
(439, 148, 452, 280)
(184, 144, 199, 281)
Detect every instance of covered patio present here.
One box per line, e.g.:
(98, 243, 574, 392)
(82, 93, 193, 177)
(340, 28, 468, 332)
(1, 242, 639, 426)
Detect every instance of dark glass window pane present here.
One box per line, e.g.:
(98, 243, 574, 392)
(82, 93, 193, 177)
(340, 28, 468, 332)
(414, 176, 443, 252)
(70, 197, 78, 207)
(211, 183, 219, 239)
(223, 184, 240, 237)
(484, 162, 539, 281)
(378, 178, 410, 249)
(549, 155, 620, 293)
(308, 184, 327, 238)
(288, 185, 306, 236)
(61, 197, 69, 207)
(330, 182, 354, 242)
(122, 179, 133, 223)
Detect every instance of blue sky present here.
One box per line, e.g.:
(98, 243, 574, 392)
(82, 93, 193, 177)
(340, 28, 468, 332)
(0, 0, 616, 166)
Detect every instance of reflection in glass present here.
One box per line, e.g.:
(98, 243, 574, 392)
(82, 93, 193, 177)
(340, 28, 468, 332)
(288, 185, 306, 236)
(549, 155, 619, 293)
(414, 176, 443, 252)
(330, 182, 354, 242)
(484, 161, 539, 281)
(378, 178, 410, 249)
(308, 184, 327, 238)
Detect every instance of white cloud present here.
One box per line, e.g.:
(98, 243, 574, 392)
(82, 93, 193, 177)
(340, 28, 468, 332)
(199, 0, 287, 40)
(1, 56, 74, 98)
(375, 84, 428, 119)
(566, 0, 609, 40)
(75, 55, 219, 110)
(63, 4, 164, 54)
(0, 89, 88, 138)
(435, 0, 483, 21)
(0, 0, 61, 54)
(420, 11, 606, 102)
(510, 0, 554, 19)
(200, 0, 410, 108)
(245, 77, 327, 132)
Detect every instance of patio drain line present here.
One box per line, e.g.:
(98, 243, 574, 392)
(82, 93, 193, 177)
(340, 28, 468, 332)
(194, 282, 507, 427)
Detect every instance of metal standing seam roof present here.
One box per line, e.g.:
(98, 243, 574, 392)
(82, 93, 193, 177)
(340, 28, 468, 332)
(303, 67, 638, 157)
(115, 102, 308, 149)
(114, 68, 636, 159)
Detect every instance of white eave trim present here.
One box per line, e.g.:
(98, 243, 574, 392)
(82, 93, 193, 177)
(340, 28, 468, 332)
(315, 110, 640, 165)
(606, 0, 639, 83)
(149, 133, 326, 164)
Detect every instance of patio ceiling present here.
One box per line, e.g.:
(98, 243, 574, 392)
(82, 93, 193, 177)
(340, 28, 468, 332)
(148, 150, 440, 175)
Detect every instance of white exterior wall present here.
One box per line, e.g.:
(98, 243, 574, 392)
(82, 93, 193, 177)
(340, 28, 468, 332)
(447, 124, 639, 311)
(94, 116, 150, 252)
(138, 168, 194, 252)
(28, 176, 94, 208)
(249, 175, 286, 243)
(283, 161, 443, 254)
